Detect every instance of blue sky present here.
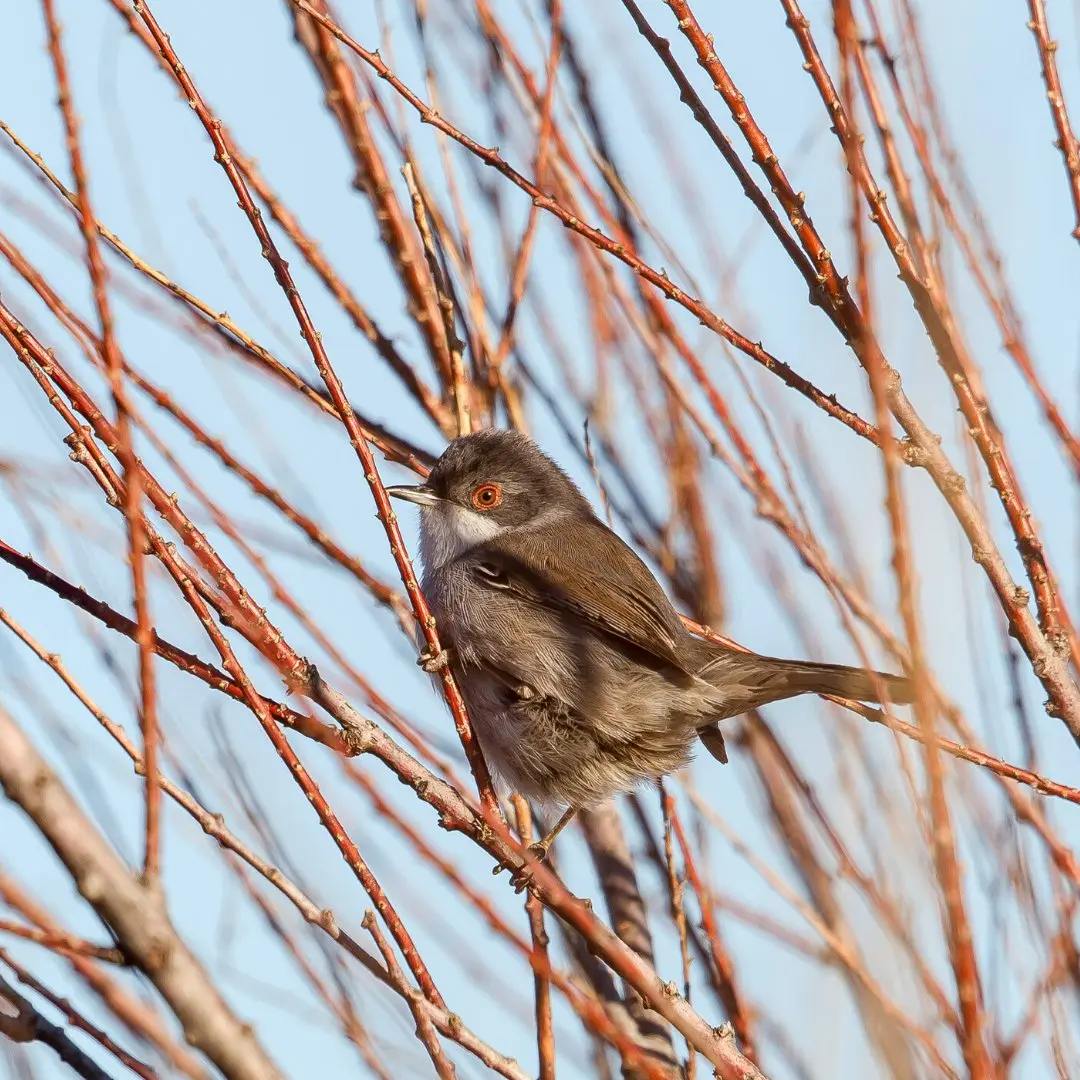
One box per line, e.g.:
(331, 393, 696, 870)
(2, 1, 1080, 1077)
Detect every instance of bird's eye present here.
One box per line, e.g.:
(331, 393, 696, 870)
(471, 483, 502, 510)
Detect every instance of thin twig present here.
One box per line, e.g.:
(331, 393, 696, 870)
(40, 0, 161, 884)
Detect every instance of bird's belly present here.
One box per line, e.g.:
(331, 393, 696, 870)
(458, 667, 695, 807)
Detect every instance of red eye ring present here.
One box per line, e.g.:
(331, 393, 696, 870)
(471, 483, 502, 510)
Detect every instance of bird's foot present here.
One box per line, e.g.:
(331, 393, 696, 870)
(417, 645, 451, 674)
(493, 840, 550, 893)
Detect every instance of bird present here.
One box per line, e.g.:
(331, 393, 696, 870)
(388, 429, 912, 865)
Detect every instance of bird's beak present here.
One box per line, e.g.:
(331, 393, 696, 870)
(386, 484, 442, 508)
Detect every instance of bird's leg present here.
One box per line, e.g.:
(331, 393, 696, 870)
(416, 644, 452, 673)
(494, 805, 579, 891)
(529, 804, 578, 860)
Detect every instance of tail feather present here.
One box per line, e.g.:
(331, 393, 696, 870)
(777, 659, 913, 705)
(698, 651, 913, 719)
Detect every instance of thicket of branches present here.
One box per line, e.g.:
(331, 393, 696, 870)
(2, 1, 1080, 1077)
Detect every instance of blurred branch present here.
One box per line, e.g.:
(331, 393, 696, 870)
(0, 950, 156, 1080)
(0, 970, 118, 1080)
(0, 705, 285, 1080)
(580, 804, 682, 1076)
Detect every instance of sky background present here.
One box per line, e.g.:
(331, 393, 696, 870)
(2, 1, 1080, 1077)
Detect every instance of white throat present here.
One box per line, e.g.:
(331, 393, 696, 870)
(418, 503, 507, 571)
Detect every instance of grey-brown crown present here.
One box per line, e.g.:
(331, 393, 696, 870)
(426, 429, 594, 526)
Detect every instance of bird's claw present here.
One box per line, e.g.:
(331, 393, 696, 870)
(417, 645, 451, 673)
(492, 841, 549, 893)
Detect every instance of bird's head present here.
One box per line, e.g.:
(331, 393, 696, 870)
(388, 429, 593, 569)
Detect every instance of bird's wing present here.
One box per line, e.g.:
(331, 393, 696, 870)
(465, 518, 693, 673)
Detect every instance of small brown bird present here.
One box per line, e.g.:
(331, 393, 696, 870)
(389, 430, 912, 859)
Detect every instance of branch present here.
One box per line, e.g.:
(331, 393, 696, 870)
(1024, 0, 1080, 241)
(0, 972, 117, 1080)
(0, 706, 286, 1080)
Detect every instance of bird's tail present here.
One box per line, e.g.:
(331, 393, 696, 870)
(761, 657, 913, 705)
(694, 654, 911, 765)
(698, 651, 913, 719)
